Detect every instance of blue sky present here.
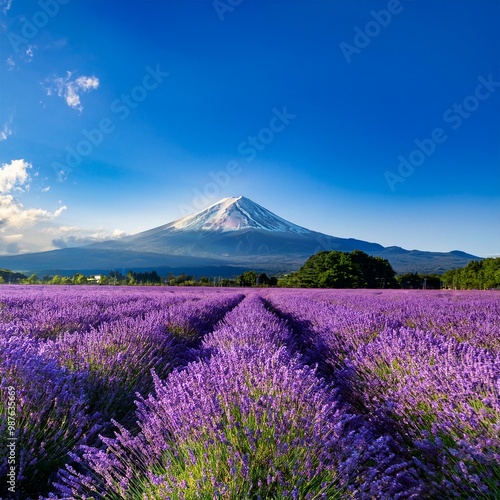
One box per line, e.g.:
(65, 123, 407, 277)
(0, 0, 499, 257)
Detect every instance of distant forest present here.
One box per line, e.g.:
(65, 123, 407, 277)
(442, 258, 500, 290)
(0, 269, 29, 284)
(1, 255, 499, 290)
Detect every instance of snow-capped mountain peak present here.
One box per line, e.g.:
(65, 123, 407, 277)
(166, 196, 312, 234)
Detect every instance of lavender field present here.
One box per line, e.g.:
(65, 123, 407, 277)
(0, 286, 499, 499)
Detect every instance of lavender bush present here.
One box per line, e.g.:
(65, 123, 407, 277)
(1, 286, 242, 498)
(52, 295, 343, 499)
(267, 289, 500, 498)
(343, 326, 500, 496)
(0, 335, 100, 499)
(0, 285, 498, 498)
(39, 292, 243, 428)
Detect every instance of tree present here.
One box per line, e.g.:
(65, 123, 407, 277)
(442, 257, 499, 289)
(220, 278, 237, 287)
(280, 250, 398, 289)
(397, 273, 441, 289)
(74, 273, 87, 285)
(26, 274, 39, 284)
(257, 273, 270, 286)
(126, 271, 136, 285)
(0, 269, 27, 284)
(110, 270, 125, 284)
(237, 270, 257, 287)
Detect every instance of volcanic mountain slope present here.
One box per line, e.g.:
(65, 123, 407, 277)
(0, 196, 481, 275)
(97, 196, 385, 259)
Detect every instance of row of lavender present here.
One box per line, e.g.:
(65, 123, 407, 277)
(1, 287, 499, 498)
(53, 295, 345, 498)
(0, 286, 244, 499)
(264, 289, 500, 497)
(51, 289, 500, 498)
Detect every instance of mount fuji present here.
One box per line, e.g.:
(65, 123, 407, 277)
(89, 196, 386, 261)
(0, 196, 480, 276)
(159, 196, 312, 233)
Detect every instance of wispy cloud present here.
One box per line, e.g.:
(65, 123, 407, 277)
(6, 56, 15, 70)
(0, 0, 12, 14)
(47, 225, 127, 249)
(0, 117, 13, 142)
(45, 72, 100, 112)
(6, 44, 37, 70)
(6, 34, 66, 69)
(26, 45, 34, 60)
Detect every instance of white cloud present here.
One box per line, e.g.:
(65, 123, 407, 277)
(25, 45, 34, 61)
(75, 75, 99, 91)
(0, 194, 67, 228)
(4, 234, 22, 242)
(112, 228, 127, 238)
(46, 72, 100, 112)
(0, 160, 127, 254)
(53, 205, 66, 217)
(0, 121, 12, 141)
(0, 159, 30, 192)
(0, 0, 12, 14)
(0, 160, 67, 254)
(0, 219, 126, 255)
(1, 233, 22, 255)
(5, 44, 36, 69)
(45, 225, 127, 249)
(6, 56, 15, 70)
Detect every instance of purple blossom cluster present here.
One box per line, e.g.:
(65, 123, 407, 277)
(0, 335, 101, 499)
(0, 286, 242, 499)
(0, 286, 498, 498)
(342, 327, 500, 496)
(266, 289, 500, 497)
(51, 295, 344, 498)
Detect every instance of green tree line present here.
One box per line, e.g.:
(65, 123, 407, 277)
(5, 254, 498, 290)
(8, 270, 279, 287)
(0, 269, 28, 284)
(442, 258, 500, 290)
